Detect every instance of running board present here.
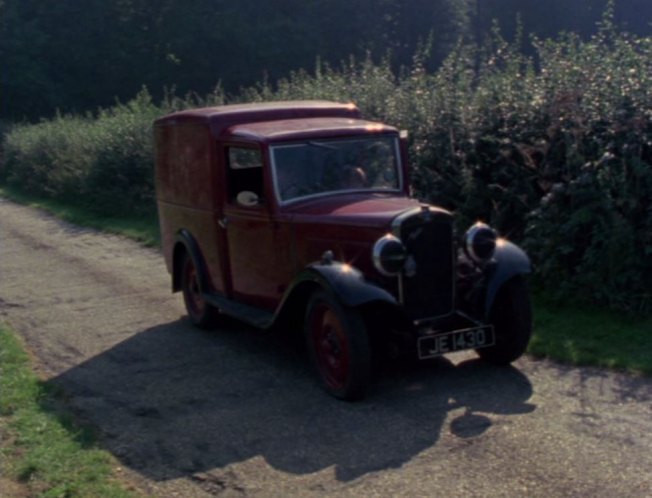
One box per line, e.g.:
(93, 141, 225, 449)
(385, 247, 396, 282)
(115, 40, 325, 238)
(203, 293, 275, 329)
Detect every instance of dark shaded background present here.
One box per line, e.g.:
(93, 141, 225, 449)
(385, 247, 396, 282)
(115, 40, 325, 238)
(2, 0, 650, 121)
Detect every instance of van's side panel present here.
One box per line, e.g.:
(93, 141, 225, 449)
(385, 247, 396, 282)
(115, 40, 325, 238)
(155, 122, 227, 295)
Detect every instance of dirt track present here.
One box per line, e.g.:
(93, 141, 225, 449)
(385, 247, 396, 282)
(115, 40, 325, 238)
(1, 197, 651, 497)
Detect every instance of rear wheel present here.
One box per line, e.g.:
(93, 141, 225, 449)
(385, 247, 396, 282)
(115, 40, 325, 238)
(305, 290, 372, 400)
(477, 276, 532, 365)
(181, 253, 218, 328)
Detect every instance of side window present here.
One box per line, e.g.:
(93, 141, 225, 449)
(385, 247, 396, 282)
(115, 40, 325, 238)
(226, 147, 264, 207)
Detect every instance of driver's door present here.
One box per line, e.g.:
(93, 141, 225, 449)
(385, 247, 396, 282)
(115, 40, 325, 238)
(222, 145, 292, 310)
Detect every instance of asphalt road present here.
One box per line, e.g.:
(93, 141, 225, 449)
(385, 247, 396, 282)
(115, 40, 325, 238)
(1, 198, 651, 498)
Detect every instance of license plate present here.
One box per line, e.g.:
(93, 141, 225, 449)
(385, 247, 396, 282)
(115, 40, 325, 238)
(418, 325, 495, 359)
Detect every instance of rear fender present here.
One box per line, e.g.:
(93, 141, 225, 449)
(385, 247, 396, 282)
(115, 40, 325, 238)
(172, 230, 210, 293)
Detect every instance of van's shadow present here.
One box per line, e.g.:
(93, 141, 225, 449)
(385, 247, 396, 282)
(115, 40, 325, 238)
(49, 318, 535, 482)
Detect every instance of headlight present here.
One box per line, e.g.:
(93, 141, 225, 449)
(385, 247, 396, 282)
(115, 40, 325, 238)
(372, 234, 407, 276)
(464, 222, 497, 263)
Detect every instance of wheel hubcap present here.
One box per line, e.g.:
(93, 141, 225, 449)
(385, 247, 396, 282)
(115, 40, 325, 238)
(184, 261, 205, 317)
(311, 304, 349, 389)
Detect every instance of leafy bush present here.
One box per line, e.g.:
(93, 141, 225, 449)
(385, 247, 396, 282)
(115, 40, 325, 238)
(1, 19, 651, 312)
(522, 24, 652, 312)
(82, 93, 162, 215)
(1, 89, 159, 216)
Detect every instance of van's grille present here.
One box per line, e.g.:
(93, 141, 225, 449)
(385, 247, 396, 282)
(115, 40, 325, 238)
(399, 214, 454, 320)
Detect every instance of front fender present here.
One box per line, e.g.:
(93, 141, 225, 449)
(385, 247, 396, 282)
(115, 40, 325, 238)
(484, 240, 531, 316)
(294, 261, 398, 308)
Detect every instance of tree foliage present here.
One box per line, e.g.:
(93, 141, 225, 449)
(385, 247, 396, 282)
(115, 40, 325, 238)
(2, 0, 650, 121)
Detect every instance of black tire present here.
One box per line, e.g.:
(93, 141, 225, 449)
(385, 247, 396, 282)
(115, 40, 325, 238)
(304, 290, 372, 400)
(476, 276, 532, 365)
(180, 252, 218, 328)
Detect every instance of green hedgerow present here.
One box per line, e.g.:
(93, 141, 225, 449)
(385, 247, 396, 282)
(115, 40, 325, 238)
(1, 23, 651, 313)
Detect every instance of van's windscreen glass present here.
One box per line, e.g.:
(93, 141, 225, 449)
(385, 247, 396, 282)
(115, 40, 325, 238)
(271, 136, 401, 203)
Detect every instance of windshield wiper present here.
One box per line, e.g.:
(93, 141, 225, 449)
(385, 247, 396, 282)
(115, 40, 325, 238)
(307, 141, 338, 150)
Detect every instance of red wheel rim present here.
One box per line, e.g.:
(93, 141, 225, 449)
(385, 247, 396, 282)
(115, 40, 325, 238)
(184, 259, 205, 318)
(310, 303, 350, 390)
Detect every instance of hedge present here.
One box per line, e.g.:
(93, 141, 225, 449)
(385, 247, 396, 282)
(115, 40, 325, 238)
(2, 22, 650, 312)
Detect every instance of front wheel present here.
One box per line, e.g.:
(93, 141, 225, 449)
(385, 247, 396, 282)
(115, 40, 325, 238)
(181, 253, 218, 328)
(305, 290, 372, 400)
(476, 276, 532, 365)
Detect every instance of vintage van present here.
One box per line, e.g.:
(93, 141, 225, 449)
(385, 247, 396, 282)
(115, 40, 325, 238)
(154, 101, 532, 400)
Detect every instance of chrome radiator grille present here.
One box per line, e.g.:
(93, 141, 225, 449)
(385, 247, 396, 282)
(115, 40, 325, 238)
(398, 211, 455, 320)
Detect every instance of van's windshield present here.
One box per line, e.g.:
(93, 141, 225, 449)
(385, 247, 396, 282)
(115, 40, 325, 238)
(271, 135, 402, 203)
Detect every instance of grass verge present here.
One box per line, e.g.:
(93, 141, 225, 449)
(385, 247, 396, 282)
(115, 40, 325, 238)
(530, 295, 652, 375)
(0, 325, 141, 498)
(0, 186, 160, 247)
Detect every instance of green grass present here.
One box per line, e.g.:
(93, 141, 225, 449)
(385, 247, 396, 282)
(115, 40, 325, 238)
(530, 295, 652, 375)
(0, 325, 142, 497)
(0, 186, 160, 247)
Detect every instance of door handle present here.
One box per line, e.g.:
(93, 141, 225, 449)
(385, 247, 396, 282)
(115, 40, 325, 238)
(219, 217, 229, 229)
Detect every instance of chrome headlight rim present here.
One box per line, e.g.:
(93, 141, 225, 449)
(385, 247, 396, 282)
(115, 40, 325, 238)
(464, 222, 497, 263)
(372, 234, 407, 277)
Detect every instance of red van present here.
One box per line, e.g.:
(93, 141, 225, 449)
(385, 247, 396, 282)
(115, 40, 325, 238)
(154, 101, 532, 400)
